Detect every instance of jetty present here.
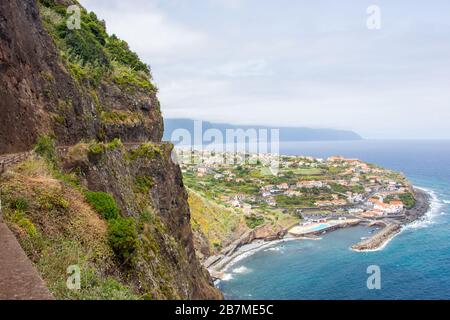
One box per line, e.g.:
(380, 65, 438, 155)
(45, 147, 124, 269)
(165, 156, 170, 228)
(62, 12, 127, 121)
(352, 223, 402, 251)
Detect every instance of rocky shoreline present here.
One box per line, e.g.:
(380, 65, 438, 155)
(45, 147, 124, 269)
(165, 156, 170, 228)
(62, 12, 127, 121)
(351, 188, 431, 252)
(206, 187, 432, 278)
(204, 223, 297, 277)
(205, 221, 359, 278)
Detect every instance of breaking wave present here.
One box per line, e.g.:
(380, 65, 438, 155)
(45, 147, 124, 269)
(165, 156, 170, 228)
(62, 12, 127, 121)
(404, 187, 443, 231)
(221, 273, 233, 281)
(232, 266, 252, 274)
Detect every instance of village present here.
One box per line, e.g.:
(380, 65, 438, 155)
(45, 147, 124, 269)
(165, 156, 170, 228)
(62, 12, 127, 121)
(178, 149, 417, 233)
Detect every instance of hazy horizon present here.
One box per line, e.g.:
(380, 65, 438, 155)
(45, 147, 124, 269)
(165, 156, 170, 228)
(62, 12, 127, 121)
(80, 0, 450, 140)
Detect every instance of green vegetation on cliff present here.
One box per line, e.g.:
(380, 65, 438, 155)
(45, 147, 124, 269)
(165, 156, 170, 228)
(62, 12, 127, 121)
(38, 0, 155, 93)
(0, 0, 220, 300)
(107, 217, 138, 265)
(399, 192, 416, 209)
(385, 192, 416, 209)
(188, 189, 245, 254)
(0, 157, 139, 299)
(85, 191, 119, 220)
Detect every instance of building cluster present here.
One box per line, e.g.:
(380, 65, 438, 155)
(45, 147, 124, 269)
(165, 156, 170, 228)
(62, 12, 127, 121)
(179, 149, 411, 220)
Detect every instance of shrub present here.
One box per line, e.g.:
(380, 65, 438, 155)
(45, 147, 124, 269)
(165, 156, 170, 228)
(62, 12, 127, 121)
(245, 215, 265, 229)
(140, 208, 156, 224)
(107, 218, 138, 263)
(34, 135, 56, 163)
(88, 141, 105, 155)
(38, 0, 156, 92)
(399, 192, 416, 209)
(135, 175, 154, 194)
(9, 197, 29, 211)
(128, 143, 163, 161)
(39, 0, 66, 14)
(8, 210, 38, 238)
(55, 8, 109, 66)
(85, 191, 119, 220)
(106, 138, 123, 151)
(101, 110, 142, 125)
(17, 217, 38, 238)
(38, 191, 70, 211)
(111, 62, 155, 93)
(106, 35, 150, 74)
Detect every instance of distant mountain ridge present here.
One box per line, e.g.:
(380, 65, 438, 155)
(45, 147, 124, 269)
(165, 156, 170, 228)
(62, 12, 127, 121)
(163, 118, 363, 142)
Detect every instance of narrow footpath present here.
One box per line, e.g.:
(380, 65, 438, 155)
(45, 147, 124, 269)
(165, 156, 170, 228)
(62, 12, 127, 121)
(0, 151, 52, 300)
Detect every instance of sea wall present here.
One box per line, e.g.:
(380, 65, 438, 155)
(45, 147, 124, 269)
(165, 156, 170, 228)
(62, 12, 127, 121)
(351, 224, 402, 251)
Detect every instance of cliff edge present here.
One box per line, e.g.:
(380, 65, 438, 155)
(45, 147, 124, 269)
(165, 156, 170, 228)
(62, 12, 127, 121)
(0, 0, 220, 299)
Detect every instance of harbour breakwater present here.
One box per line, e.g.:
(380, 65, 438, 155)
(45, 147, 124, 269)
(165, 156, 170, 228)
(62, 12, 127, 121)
(206, 188, 431, 280)
(351, 188, 431, 252)
(351, 223, 402, 251)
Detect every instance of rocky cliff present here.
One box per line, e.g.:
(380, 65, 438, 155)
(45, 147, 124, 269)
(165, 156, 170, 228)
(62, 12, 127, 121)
(0, 0, 220, 299)
(0, 0, 162, 154)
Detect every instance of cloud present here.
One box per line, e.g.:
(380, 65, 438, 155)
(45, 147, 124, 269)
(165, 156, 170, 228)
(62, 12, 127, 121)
(79, 0, 450, 139)
(205, 59, 271, 77)
(79, 0, 207, 62)
(208, 0, 247, 9)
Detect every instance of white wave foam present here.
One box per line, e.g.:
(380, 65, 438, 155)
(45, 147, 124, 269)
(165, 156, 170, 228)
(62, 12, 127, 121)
(264, 247, 282, 252)
(232, 266, 252, 274)
(354, 187, 443, 253)
(404, 187, 443, 231)
(443, 200, 450, 204)
(221, 273, 233, 281)
(221, 238, 302, 273)
(221, 242, 279, 273)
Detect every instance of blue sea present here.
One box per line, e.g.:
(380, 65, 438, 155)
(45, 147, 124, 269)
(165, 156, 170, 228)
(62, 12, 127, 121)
(218, 140, 450, 300)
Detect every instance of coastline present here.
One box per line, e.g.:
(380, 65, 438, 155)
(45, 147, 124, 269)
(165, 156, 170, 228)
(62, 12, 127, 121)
(350, 187, 431, 252)
(208, 236, 321, 281)
(206, 220, 360, 279)
(207, 186, 432, 279)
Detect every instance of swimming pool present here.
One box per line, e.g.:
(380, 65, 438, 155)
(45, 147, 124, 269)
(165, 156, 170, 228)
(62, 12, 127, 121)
(308, 223, 330, 231)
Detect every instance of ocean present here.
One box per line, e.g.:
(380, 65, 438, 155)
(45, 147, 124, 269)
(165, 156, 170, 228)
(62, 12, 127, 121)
(217, 140, 450, 300)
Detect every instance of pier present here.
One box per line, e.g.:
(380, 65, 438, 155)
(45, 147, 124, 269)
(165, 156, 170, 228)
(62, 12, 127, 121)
(351, 223, 402, 251)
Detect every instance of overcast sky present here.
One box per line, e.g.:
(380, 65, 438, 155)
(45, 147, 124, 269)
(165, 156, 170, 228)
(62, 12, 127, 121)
(79, 0, 450, 139)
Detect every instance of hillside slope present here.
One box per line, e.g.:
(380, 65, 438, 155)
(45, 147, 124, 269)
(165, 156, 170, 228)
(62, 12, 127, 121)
(0, 0, 220, 299)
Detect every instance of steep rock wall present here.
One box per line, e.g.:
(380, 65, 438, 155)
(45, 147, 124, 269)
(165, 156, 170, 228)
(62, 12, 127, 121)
(0, 0, 163, 154)
(0, 0, 220, 299)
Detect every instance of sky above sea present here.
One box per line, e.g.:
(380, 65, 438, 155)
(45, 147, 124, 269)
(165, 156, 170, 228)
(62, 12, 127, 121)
(80, 0, 450, 139)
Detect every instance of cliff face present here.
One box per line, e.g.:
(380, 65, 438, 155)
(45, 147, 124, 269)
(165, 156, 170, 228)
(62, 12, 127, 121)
(61, 143, 220, 299)
(0, 0, 162, 154)
(0, 0, 220, 299)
